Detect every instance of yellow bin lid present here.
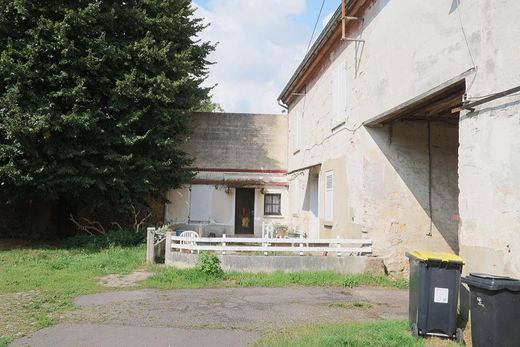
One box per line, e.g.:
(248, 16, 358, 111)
(407, 250, 464, 264)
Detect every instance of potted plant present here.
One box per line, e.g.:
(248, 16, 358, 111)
(273, 223, 289, 238)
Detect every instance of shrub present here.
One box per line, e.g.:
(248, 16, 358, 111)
(196, 252, 223, 277)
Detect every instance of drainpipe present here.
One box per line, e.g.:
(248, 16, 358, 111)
(341, 0, 363, 42)
(341, 0, 346, 39)
(277, 98, 288, 111)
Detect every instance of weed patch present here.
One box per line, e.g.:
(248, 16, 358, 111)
(252, 320, 424, 347)
(143, 267, 408, 290)
(327, 301, 373, 309)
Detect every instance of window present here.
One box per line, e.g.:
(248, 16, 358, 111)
(189, 185, 211, 223)
(264, 193, 281, 215)
(324, 171, 334, 221)
(331, 63, 346, 129)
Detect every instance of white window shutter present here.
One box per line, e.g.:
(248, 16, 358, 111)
(292, 180, 300, 215)
(331, 63, 346, 129)
(189, 185, 211, 223)
(324, 171, 334, 221)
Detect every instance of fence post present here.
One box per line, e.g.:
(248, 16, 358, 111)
(146, 227, 155, 263)
(222, 233, 226, 255)
(336, 235, 341, 257)
(299, 234, 304, 256)
(165, 231, 173, 264)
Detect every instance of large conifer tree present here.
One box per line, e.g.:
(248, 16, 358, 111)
(0, 0, 213, 234)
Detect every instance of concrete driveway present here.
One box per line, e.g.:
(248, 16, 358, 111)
(11, 287, 407, 347)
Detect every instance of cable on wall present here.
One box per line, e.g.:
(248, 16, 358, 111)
(427, 120, 433, 237)
(455, 0, 478, 93)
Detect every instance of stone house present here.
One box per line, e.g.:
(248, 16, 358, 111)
(165, 112, 289, 237)
(278, 0, 520, 276)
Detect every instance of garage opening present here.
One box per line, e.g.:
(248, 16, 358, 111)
(364, 77, 465, 253)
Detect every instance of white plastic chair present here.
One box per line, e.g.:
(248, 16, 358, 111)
(179, 230, 200, 253)
(262, 222, 275, 239)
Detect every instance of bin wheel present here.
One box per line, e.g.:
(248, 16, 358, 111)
(455, 328, 464, 344)
(411, 323, 419, 337)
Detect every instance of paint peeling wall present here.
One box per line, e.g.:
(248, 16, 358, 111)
(457, 0, 520, 277)
(286, 0, 520, 275)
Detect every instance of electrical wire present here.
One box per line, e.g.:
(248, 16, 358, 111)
(307, 0, 326, 53)
(456, 0, 478, 92)
(298, 0, 362, 160)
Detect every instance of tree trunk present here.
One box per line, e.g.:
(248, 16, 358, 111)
(54, 196, 78, 238)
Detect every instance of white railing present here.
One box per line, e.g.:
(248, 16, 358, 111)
(167, 233, 372, 257)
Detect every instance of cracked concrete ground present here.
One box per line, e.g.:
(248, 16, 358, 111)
(10, 287, 407, 347)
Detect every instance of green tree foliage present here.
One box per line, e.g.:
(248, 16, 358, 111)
(0, 0, 214, 229)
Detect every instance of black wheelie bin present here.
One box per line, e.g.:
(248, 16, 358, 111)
(406, 250, 464, 343)
(462, 273, 520, 347)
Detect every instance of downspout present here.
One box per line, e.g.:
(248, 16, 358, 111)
(278, 98, 288, 111)
(341, 0, 346, 39)
(341, 0, 363, 42)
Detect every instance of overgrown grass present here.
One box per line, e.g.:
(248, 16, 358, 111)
(142, 266, 408, 289)
(0, 243, 146, 341)
(251, 320, 425, 347)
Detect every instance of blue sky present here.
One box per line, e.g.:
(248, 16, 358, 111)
(193, 0, 340, 113)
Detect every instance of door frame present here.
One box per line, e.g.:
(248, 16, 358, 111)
(308, 173, 320, 239)
(234, 188, 255, 235)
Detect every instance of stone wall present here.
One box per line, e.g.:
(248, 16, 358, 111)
(285, 0, 520, 276)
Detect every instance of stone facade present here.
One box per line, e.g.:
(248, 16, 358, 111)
(280, 0, 520, 276)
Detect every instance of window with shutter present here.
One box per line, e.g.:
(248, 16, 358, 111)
(324, 171, 334, 221)
(331, 63, 346, 129)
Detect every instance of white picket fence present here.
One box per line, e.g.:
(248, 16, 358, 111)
(166, 233, 372, 257)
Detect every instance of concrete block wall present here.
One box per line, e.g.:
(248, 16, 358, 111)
(185, 112, 287, 171)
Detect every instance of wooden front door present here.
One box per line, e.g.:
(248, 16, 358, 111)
(235, 188, 255, 234)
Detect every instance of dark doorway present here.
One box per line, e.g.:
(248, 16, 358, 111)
(235, 188, 255, 234)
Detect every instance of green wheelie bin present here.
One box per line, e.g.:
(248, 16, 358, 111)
(406, 250, 464, 343)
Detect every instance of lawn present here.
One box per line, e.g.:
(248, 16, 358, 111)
(0, 240, 408, 346)
(0, 243, 146, 345)
(252, 320, 460, 347)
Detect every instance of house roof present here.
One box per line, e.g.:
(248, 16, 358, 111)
(278, 0, 370, 106)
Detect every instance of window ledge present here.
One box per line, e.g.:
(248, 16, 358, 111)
(331, 120, 345, 132)
(264, 215, 284, 219)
